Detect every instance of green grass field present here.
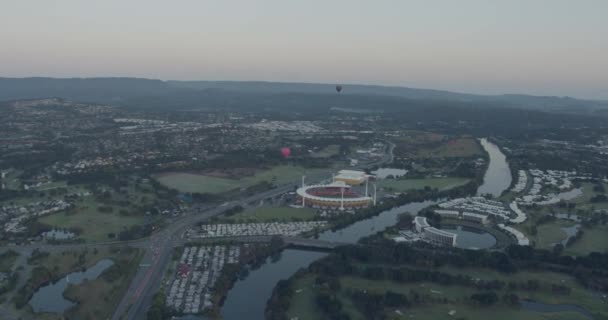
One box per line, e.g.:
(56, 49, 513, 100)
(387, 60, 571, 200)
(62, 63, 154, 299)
(311, 145, 340, 158)
(341, 277, 593, 320)
(382, 304, 587, 320)
(377, 177, 470, 192)
(572, 182, 608, 210)
(30, 181, 68, 191)
(414, 137, 483, 159)
(225, 206, 318, 222)
(530, 220, 576, 249)
(39, 200, 145, 242)
(287, 263, 607, 320)
(3, 169, 23, 190)
(286, 275, 323, 319)
(0, 251, 18, 273)
(564, 225, 608, 255)
(36, 180, 158, 242)
(154, 165, 331, 194)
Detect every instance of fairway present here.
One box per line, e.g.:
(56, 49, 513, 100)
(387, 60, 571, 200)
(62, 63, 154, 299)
(154, 165, 331, 194)
(377, 177, 470, 192)
(0, 250, 18, 273)
(310, 145, 340, 158)
(39, 197, 145, 242)
(572, 182, 608, 211)
(530, 220, 576, 249)
(225, 206, 318, 222)
(565, 225, 608, 255)
(288, 267, 604, 320)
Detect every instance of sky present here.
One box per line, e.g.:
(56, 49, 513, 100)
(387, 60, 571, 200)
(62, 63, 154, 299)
(1, 0, 607, 99)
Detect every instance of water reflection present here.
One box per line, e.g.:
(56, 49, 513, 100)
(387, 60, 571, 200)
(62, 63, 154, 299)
(442, 225, 497, 250)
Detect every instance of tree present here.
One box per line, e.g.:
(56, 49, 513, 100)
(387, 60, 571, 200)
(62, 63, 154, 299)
(384, 290, 408, 307)
(397, 212, 413, 229)
(470, 292, 498, 306)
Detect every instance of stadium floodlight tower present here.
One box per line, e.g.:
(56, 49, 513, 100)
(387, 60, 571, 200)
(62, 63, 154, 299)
(301, 175, 306, 207)
(340, 186, 345, 211)
(373, 183, 377, 205)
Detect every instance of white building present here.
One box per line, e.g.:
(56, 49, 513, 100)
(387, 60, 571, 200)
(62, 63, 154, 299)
(333, 170, 371, 185)
(434, 210, 460, 220)
(413, 216, 457, 247)
(498, 224, 530, 246)
(463, 212, 489, 225)
(423, 227, 458, 247)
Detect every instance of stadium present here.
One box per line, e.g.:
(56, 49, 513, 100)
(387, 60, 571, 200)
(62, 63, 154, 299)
(296, 179, 376, 210)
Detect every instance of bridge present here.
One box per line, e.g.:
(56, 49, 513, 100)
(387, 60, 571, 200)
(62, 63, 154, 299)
(183, 235, 349, 250)
(283, 236, 348, 250)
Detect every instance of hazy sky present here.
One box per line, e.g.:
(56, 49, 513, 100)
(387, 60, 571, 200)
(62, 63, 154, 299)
(1, 0, 607, 99)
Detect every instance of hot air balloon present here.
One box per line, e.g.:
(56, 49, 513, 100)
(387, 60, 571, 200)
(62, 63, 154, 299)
(336, 85, 343, 93)
(280, 147, 291, 158)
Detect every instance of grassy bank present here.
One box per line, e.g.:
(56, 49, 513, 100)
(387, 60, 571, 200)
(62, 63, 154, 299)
(154, 165, 330, 194)
(377, 177, 470, 192)
(222, 206, 318, 223)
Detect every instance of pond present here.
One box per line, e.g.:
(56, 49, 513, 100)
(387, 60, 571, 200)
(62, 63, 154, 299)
(442, 225, 497, 250)
(28, 259, 114, 313)
(372, 168, 409, 179)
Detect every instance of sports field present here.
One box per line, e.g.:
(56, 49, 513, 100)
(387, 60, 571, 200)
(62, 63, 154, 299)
(377, 177, 470, 192)
(154, 165, 330, 194)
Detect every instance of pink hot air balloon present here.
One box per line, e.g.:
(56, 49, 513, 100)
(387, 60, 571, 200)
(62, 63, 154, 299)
(280, 147, 291, 158)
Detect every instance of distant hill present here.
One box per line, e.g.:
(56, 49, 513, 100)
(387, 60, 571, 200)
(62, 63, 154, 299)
(1, 77, 607, 114)
(0, 77, 173, 104)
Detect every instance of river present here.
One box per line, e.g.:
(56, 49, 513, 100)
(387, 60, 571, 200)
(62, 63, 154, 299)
(477, 138, 512, 198)
(220, 138, 511, 320)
